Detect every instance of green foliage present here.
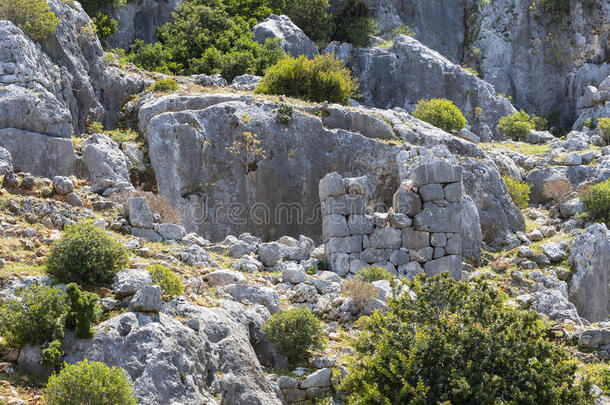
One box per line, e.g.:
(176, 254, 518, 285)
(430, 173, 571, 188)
(285, 0, 332, 44)
(536, 0, 570, 13)
(581, 179, 610, 226)
(0, 0, 59, 42)
(598, 117, 610, 143)
(341, 273, 593, 404)
(126, 40, 179, 75)
(497, 110, 536, 141)
(333, 0, 377, 48)
(276, 103, 294, 126)
(42, 339, 63, 369)
(65, 283, 101, 339)
(503, 174, 531, 209)
(583, 117, 595, 130)
(104, 128, 140, 145)
(0, 285, 67, 346)
(255, 53, 358, 104)
(147, 264, 184, 299)
(263, 307, 326, 367)
(412, 98, 466, 133)
(45, 360, 137, 405)
(79, 0, 120, 42)
(531, 114, 548, 131)
(46, 221, 129, 285)
(148, 78, 179, 93)
(355, 266, 393, 282)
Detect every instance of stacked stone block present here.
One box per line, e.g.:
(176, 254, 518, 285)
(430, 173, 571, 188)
(320, 160, 464, 280)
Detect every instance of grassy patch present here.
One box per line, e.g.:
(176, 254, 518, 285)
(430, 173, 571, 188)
(482, 142, 552, 155)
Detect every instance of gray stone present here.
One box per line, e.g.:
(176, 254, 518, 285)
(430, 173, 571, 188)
(128, 197, 154, 228)
(423, 255, 462, 279)
(410, 247, 433, 262)
(131, 227, 163, 242)
(443, 182, 462, 202)
(301, 368, 332, 388)
(206, 269, 247, 286)
(282, 262, 306, 284)
(564, 153, 582, 166)
(393, 185, 422, 216)
(64, 192, 82, 207)
(419, 183, 444, 201)
(348, 215, 374, 235)
(129, 285, 162, 312)
(230, 74, 262, 91)
(541, 242, 567, 263)
(402, 229, 429, 249)
(360, 248, 390, 263)
(414, 202, 462, 233)
(559, 198, 584, 218)
(17, 344, 51, 378)
(227, 242, 255, 258)
(0, 146, 12, 175)
(192, 74, 227, 87)
(326, 235, 362, 254)
(344, 175, 373, 197)
(52, 176, 74, 195)
(389, 213, 411, 229)
(223, 284, 280, 314)
(389, 249, 410, 266)
(369, 227, 402, 249)
(321, 194, 367, 216)
(319, 172, 346, 200)
(430, 233, 447, 247)
(156, 223, 186, 240)
(323, 214, 350, 241)
(113, 268, 152, 297)
(277, 375, 298, 389)
(253, 15, 318, 58)
(258, 242, 282, 266)
(82, 134, 132, 193)
(329, 253, 350, 276)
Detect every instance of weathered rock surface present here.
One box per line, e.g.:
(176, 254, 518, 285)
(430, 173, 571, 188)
(253, 15, 318, 58)
(569, 224, 610, 322)
(81, 134, 132, 193)
(325, 35, 515, 138)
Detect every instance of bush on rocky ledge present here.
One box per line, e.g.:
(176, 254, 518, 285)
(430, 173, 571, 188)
(581, 178, 610, 226)
(341, 273, 594, 404)
(45, 360, 137, 405)
(147, 264, 184, 299)
(46, 221, 128, 285)
(255, 53, 358, 104)
(412, 98, 466, 133)
(497, 110, 535, 141)
(263, 307, 326, 367)
(502, 175, 531, 209)
(0, 0, 59, 42)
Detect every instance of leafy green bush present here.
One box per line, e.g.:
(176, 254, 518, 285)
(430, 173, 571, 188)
(46, 221, 128, 285)
(531, 114, 548, 131)
(497, 110, 536, 141)
(333, 0, 377, 48)
(256, 54, 358, 104)
(147, 264, 184, 299)
(583, 117, 595, 130)
(45, 360, 137, 405)
(65, 283, 101, 339)
(276, 104, 294, 125)
(502, 174, 531, 209)
(412, 98, 466, 133)
(537, 0, 570, 13)
(356, 265, 393, 282)
(42, 339, 63, 369)
(0, 285, 67, 346)
(285, 0, 332, 44)
(263, 307, 326, 367)
(341, 273, 593, 404)
(148, 78, 179, 93)
(0, 0, 59, 42)
(79, 0, 121, 42)
(581, 179, 610, 226)
(598, 117, 610, 144)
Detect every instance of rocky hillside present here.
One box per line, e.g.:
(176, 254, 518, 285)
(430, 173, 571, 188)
(0, 0, 609, 404)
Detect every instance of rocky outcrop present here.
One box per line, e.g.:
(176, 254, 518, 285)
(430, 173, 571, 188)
(254, 15, 319, 58)
(325, 35, 515, 139)
(569, 224, 610, 323)
(81, 134, 132, 194)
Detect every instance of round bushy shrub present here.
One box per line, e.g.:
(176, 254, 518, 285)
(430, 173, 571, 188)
(285, 0, 333, 43)
(65, 283, 101, 339)
(147, 264, 184, 299)
(333, 0, 377, 48)
(45, 360, 137, 405)
(263, 307, 326, 367)
(0, 285, 67, 346)
(412, 98, 466, 133)
(0, 0, 59, 42)
(581, 179, 610, 226)
(502, 174, 531, 209)
(497, 110, 535, 141)
(356, 265, 393, 282)
(341, 273, 593, 404)
(148, 78, 179, 93)
(255, 53, 358, 104)
(597, 117, 610, 144)
(46, 221, 128, 285)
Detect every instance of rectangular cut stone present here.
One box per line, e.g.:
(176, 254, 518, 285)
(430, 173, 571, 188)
(410, 247, 433, 262)
(443, 182, 462, 202)
(360, 248, 391, 263)
(433, 247, 445, 259)
(321, 194, 366, 216)
(431, 233, 447, 247)
(328, 253, 350, 277)
(419, 183, 444, 201)
(350, 259, 368, 275)
(319, 172, 346, 200)
(326, 235, 362, 254)
(412, 161, 462, 185)
(322, 214, 350, 242)
(414, 202, 462, 233)
(424, 255, 462, 280)
(390, 249, 410, 265)
(393, 186, 422, 216)
(389, 213, 411, 229)
(348, 214, 374, 235)
(370, 227, 402, 249)
(445, 233, 462, 255)
(402, 229, 429, 249)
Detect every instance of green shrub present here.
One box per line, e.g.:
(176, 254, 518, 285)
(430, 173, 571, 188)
(65, 283, 101, 339)
(42, 339, 63, 369)
(0, 285, 67, 346)
(503, 174, 531, 209)
(537, 0, 570, 13)
(497, 109, 535, 141)
(342, 279, 378, 312)
(45, 360, 137, 405)
(355, 265, 393, 282)
(79, 0, 120, 42)
(276, 104, 294, 126)
(583, 117, 595, 130)
(147, 264, 184, 299)
(412, 98, 466, 133)
(285, 0, 332, 44)
(341, 273, 593, 404)
(263, 307, 326, 367)
(256, 54, 358, 104)
(333, 0, 377, 48)
(581, 179, 610, 226)
(531, 114, 548, 131)
(148, 78, 179, 93)
(46, 221, 128, 285)
(598, 117, 610, 144)
(0, 0, 59, 42)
